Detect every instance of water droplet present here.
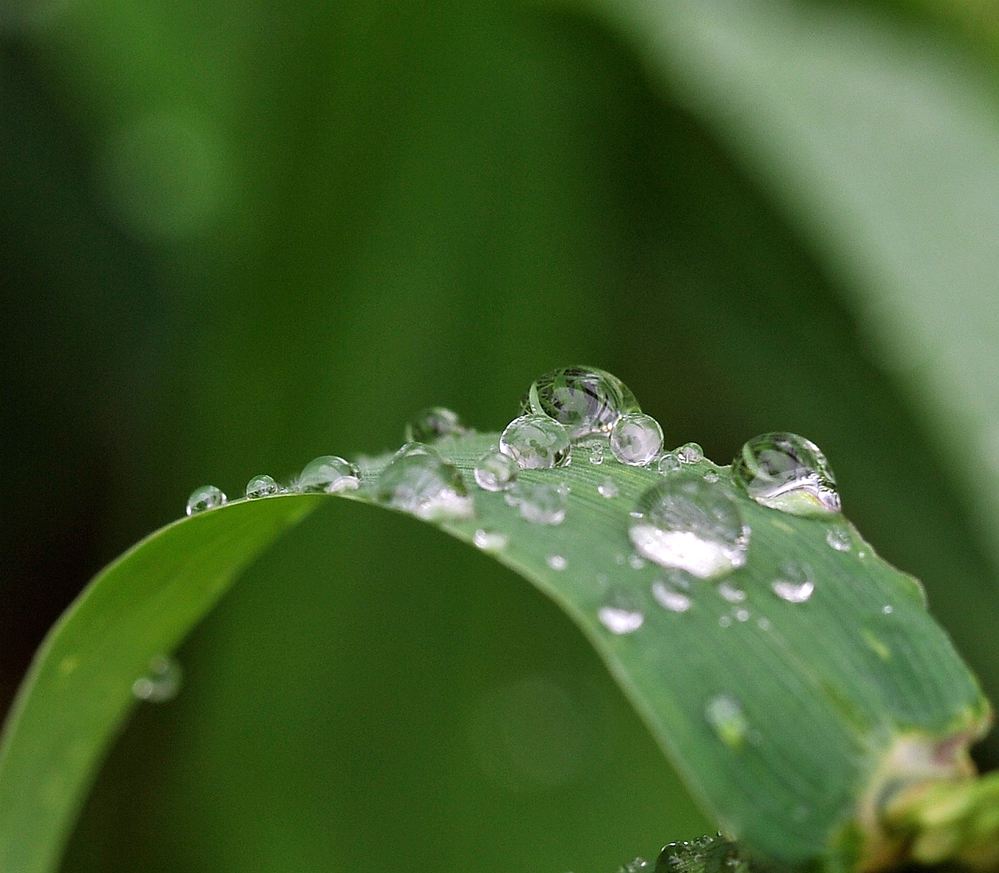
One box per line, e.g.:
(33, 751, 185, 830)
(705, 694, 748, 749)
(628, 478, 749, 579)
(375, 453, 473, 520)
(597, 591, 645, 635)
(757, 617, 772, 631)
(882, 604, 894, 615)
(245, 474, 280, 499)
(651, 578, 692, 613)
(547, 554, 568, 571)
(393, 441, 440, 461)
(132, 655, 182, 703)
(597, 478, 619, 499)
(771, 561, 815, 603)
(404, 406, 466, 443)
(473, 529, 508, 551)
(732, 432, 840, 516)
(734, 607, 750, 622)
(499, 414, 571, 469)
(628, 553, 646, 570)
(474, 450, 519, 492)
(702, 470, 720, 483)
(610, 413, 664, 466)
(186, 484, 226, 515)
(657, 452, 681, 475)
(617, 859, 651, 873)
(677, 442, 704, 464)
(583, 440, 605, 465)
(826, 525, 852, 552)
(298, 455, 361, 493)
(718, 614, 733, 628)
(522, 366, 640, 439)
(506, 481, 567, 525)
(717, 580, 747, 603)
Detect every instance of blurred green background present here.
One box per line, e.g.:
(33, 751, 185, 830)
(3, 0, 999, 870)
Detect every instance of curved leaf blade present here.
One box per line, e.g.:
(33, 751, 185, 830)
(0, 433, 989, 871)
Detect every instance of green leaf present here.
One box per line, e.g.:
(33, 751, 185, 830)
(0, 433, 989, 872)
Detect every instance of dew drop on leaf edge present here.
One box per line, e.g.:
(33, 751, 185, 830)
(245, 473, 281, 499)
(298, 455, 361, 494)
(732, 431, 840, 516)
(374, 452, 473, 521)
(186, 484, 226, 516)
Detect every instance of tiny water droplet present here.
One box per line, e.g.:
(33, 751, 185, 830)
(651, 578, 692, 613)
(474, 450, 519, 492)
(617, 859, 651, 873)
(547, 554, 568, 571)
(677, 442, 704, 464)
(597, 478, 619, 499)
(298, 455, 361, 493)
(702, 470, 719, 483)
(186, 484, 226, 516)
(826, 525, 852, 552)
(598, 592, 645, 635)
(132, 655, 182, 703)
(657, 453, 681, 475)
(771, 561, 815, 603)
(522, 366, 640, 439)
(473, 529, 508, 551)
(629, 478, 749, 579)
(717, 580, 747, 604)
(882, 604, 894, 615)
(610, 413, 664, 466)
(718, 615, 733, 628)
(705, 694, 748, 749)
(245, 474, 280, 499)
(585, 440, 605, 465)
(732, 432, 840, 516)
(404, 406, 466, 443)
(506, 481, 567, 525)
(757, 617, 772, 631)
(734, 607, 750, 622)
(375, 453, 473, 520)
(499, 414, 571, 469)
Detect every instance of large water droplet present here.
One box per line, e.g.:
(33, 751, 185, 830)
(499, 414, 570, 469)
(132, 655, 182, 703)
(186, 484, 226, 515)
(474, 450, 519, 492)
(628, 478, 749, 579)
(375, 453, 473, 520)
(506, 481, 567, 525)
(705, 694, 748, 749)
(598, 591, 645, 635)
(522, 366, 640, 439)
(404, 406, 466, 443)
(771, 561, 815, 603)
(732, 432, 840, 515)
(298, 455, 361, 493)
(245, 474, 280, 499)
(610, 413, 664, 467)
